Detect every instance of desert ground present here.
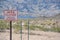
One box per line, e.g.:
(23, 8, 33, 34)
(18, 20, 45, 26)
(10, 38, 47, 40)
(0, 30, 60, 40)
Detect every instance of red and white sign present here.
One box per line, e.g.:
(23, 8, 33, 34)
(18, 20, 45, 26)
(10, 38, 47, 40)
(4, 10, 18, 21)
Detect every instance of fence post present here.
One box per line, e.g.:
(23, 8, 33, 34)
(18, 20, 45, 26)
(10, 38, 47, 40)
(28, 19, 29, 40)
(20, 20, 22, 40)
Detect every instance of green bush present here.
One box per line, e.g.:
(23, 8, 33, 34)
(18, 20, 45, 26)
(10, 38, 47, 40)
(0, 20, 9, 32)
(51, 27, 60, 32)
(29, 25, 36, 30)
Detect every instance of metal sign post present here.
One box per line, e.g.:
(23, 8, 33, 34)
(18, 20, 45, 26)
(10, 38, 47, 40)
(4, 10, 18, 40)
(10, 21, 12, 40)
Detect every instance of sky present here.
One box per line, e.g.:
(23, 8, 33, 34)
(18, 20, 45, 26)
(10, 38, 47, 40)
(0, 0, 60, 19)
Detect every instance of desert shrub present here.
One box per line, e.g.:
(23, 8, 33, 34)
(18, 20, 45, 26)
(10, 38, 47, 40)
(13, 24, 22, 33)
(0, 20, 9, 32)
(29, 25, 37, 30)
(51, 27, 60, 32)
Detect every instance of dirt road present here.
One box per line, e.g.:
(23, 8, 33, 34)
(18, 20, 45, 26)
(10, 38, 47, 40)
(0, 30, 60, 40)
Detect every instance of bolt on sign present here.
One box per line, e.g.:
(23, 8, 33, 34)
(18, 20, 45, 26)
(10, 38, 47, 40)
(4, 10, 18, 21)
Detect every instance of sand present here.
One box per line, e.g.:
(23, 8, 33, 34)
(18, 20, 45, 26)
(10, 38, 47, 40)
(0, 30, 60, 40)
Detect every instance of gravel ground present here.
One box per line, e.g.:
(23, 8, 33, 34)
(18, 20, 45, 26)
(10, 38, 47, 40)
(0, 30, 60, 40)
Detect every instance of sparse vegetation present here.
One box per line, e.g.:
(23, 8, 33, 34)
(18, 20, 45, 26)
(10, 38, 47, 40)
(0, 20, 9, 32)
(0, 19, 60, 33)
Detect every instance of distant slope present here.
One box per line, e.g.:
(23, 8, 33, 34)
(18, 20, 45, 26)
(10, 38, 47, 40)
(53, 13, 60, 20)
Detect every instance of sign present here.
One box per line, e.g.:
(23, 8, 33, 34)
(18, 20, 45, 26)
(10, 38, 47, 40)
(4, 10, 18, 21)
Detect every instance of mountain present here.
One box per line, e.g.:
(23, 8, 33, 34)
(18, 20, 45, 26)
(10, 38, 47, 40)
(0, 0, 60, 19)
